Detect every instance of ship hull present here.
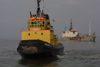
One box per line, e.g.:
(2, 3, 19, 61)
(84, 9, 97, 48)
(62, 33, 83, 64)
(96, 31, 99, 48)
(17, 40, 64, 58)
(61, 36, 96, 42)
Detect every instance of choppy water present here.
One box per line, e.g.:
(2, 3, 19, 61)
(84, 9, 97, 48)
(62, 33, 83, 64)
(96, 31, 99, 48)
(0, 37, 100, 67)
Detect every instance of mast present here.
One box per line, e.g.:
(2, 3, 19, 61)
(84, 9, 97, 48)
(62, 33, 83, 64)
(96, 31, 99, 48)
(37, 0, 41, 16)
(65, 26, 66, 30)
(30, 11, 32, 18)
(69, 19, 73, 30)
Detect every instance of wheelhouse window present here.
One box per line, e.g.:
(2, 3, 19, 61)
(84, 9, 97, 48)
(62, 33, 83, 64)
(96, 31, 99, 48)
(32, 25, 34, 27)
(34, 22, 37, 24)
(43, 21, 44, 24)
(31, 22, 33, 24)
(32, 19, 34, 21)
(47, 22, 50, 25)
(35, 25, 37, 27)
(40, 22, 42, 24)
(37, 22, 39, 24)
(40, 19, 42, 21)
(40, 25, 42, 27)
(38, 25, 39, 27)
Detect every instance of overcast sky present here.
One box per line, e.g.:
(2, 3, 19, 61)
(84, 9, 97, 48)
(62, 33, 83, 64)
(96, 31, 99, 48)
(0, 0, 100, 39)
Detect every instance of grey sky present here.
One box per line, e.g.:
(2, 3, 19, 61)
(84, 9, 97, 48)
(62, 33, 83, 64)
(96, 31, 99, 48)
(0, 0, 100, 39)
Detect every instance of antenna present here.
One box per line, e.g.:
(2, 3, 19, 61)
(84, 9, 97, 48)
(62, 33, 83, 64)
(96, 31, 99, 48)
(89, 21, 91, 36)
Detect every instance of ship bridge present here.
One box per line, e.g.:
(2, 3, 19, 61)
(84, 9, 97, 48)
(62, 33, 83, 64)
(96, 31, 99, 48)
(27, 15, 50, 30)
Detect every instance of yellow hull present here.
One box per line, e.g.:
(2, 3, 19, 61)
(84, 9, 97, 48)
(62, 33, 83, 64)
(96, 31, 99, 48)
(21, 30, 58, 45)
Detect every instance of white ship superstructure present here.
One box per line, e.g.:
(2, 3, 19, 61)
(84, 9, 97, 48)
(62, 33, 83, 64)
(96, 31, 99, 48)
(62, 30, 78, 38)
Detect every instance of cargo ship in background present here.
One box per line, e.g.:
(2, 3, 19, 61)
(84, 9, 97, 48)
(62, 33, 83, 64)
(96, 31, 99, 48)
(61, 19, 96, 42)
(17, 0, 64, 58)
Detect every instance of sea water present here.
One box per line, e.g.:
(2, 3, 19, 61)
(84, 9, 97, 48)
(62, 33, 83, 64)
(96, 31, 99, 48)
(0, 37, 100, 67)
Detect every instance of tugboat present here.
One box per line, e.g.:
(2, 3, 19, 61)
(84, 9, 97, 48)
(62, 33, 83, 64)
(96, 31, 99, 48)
(17, 0, 64, 58)
(61, 19, 96, 42)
